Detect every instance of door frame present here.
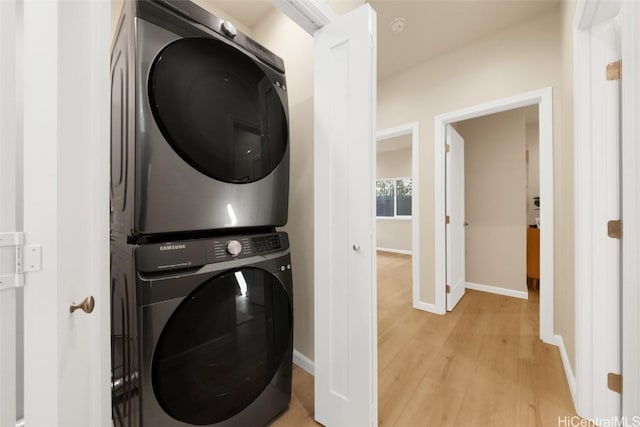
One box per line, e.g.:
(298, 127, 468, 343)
(574, 0, 640, 419)
(433, 88, 555, 344)
(376, 122, 421, 310)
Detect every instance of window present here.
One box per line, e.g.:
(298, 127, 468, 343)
(376, 178, 412, 218)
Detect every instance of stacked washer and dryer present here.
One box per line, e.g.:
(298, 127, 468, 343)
(110, 1, 293, 426)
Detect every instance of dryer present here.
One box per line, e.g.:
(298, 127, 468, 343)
(111, 231, 293, 426)
(111, 0, 290, 239)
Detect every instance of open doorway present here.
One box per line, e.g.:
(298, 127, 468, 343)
(434, 88, 555, 344)
(375, 122, 420, 310)
(447, 105, 540, 307)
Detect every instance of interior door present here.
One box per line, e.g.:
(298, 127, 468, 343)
(446, 125, 465, 311)
(314, 4, 377, 426)
(20, 1, 111, 425)
(0, 1, 19, 425)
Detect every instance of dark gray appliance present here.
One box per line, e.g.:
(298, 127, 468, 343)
(111, 231, 293, 426)
(110, 0, 290, 239)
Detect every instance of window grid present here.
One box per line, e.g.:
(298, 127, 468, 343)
(376, 177, 412, 218)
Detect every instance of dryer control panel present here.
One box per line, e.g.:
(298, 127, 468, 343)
(207, 233, 285, 263)
(136, 232, 289, 273)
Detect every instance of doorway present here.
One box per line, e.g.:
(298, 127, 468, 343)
(376, 123, 420, 309)
(447, 105, 540, 309)
(434, 88, 555, 344)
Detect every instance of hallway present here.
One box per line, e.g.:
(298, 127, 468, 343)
(274, 252, 580, 426)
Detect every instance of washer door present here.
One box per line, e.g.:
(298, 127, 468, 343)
(151, 268, 291, 425)
(148, 37, 288, 184)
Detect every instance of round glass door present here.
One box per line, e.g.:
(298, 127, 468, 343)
(152, 268, 291, 425)
(148, 37, 288, 183)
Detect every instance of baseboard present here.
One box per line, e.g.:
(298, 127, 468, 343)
(413, 300, 445, 315)
(465, 281, 528, 300)
(376, 247, 412, 255)
(554, 334, 577, 409)
(293, 349, 315, 376)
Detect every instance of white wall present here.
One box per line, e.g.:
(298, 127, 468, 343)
(557, 0, 576, 373)
(457, 109, 528, 294)
(526, 124, 540, 226)
(251, 8, 316, 360)
(377, 147, 412, 252)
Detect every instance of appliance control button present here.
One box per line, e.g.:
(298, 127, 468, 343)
(226, 240, 242, 257)
(221, 21, 237, 38)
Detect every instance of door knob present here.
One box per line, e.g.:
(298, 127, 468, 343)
(353, 243, 360, 251)
(70, 296, 95, 314)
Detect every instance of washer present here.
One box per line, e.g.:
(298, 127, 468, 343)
(111, 231, 293, 426)
(111, 0, 290, 239)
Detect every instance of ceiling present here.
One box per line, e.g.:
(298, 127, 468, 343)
(207, 0, 560, 80)
(370, 0, 560, 80)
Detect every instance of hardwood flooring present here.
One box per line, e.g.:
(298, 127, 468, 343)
(273, 252, 579, 426)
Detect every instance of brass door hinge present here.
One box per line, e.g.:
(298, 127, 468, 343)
(608, 220, 623, 239)
(446, 285, 451, 294)
(445, 144, 450, 153)
(446, 215, 450, 225)
(606, 60, 622, 81)
(608, 372, 622, 394)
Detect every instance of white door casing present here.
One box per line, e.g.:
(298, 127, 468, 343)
(445, 125, 465, 311)
(620, 0, 640, 419)
(314, 4, 377, 426)
(434, 88, 554, 342)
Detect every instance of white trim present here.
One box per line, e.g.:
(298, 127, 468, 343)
(465, 282, 528, 300)
(376, 247, 412, 256)
(620, 0, 640, 419)
(434, 88, 554, 345)
(293, 349, 315, 376)
(376, 217, 412, 221)
(377, 122, 421, 314)
(554, 334, 578, 407)
(268, 0, 336, 35)
(413, 300, 445, 315)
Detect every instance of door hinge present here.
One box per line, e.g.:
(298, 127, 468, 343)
(607, 220, 623, 239)
(446, 284, 451, 294)
(607, 372, 622, 394)
(446, 215, 450, 225)
(445, 144, 451, 153)
(0, 232, 42, 291)
(606, 60, 622, 81)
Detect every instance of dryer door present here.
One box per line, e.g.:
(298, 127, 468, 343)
(151, 267, 291, 425)
(148, 37, 288, 184)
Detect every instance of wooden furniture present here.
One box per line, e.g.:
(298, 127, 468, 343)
(527, 227, 540, 290)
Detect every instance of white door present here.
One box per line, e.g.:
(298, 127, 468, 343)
(0, 1, 20, 425)
(590, 19, 622, 419)
(314, 4, 377, 426)
(446, 125, 465, 311)
(19, 1, 111, 426)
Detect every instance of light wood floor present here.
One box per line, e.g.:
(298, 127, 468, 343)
(273, 252, 579, 426)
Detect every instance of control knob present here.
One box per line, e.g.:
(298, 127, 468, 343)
(221, 21, 237, 38)
(226, 240, 242, 257)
